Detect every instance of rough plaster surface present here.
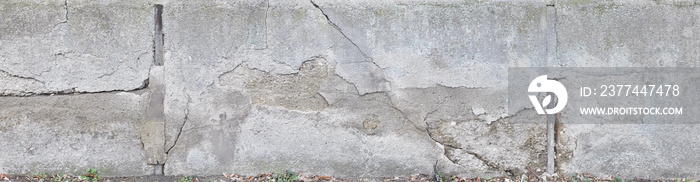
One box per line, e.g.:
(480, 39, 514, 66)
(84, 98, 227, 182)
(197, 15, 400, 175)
(555, 0, 700, 67)
(557, 124, 700, 179)
(554, 0, 700, 178)
(0, 93, 151, 176)
(1, 0, 699, 179)
(314, 0, 547, 89)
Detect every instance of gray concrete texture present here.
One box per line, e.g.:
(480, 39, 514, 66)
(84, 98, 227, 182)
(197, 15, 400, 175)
(0, 0, 698, 179)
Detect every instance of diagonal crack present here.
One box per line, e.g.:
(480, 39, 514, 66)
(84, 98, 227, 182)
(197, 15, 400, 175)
(0, 70, 45, 84)
(309, 0, 391, 95)
(425, 123, 506, 173)
(165, 95, 191, 154)
(383, 92, 427, 131)
(424, 108, 534, 177)
(309, 0, 369, 60)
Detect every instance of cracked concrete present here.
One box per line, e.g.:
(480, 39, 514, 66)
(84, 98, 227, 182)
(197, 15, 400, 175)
(4, 0, 700, 179)
(310, 0, 392, 95)
(310, 0, 370, 60)
(1, 0, 548, 178)
(220, 58, 330, 111)
(62, 0, 68, 23)
(0, 70, 49, 96)
(142, 66, 166, 165)
(0, 0, 152, 95)
(165, 95, 190, 155)
(393, 85, 546, 178)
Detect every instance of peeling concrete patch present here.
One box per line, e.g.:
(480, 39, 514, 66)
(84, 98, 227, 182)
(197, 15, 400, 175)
(220, 58, 329, 111)
(0, 70, 48, 96)
(362, 114, 380, 134)
(387, 86, 509, 131)
(428, 109, 546, 177)
(380, 85, 545, 177)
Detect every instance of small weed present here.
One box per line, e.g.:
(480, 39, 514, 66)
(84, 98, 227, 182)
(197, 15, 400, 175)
(79, 168, 100, 181)
(271, 170, 299, 182)
(570, 174, 579, 182)
(51, 174, 70, 182)
(178, 176, 194, 182)
(569, 173, 593, 182)
(435, 172, 456, 182)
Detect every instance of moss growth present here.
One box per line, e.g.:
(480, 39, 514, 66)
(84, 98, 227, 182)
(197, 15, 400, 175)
(293, 9, 305, 21)
(519, 6, 545, 35)
(593, 4, 612, 13)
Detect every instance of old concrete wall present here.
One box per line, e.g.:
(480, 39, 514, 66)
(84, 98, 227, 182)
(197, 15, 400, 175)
(0, 0, 699, 179)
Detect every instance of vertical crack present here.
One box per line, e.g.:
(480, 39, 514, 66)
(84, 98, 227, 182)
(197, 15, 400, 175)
(154, 4, 164, 66)
(432, 158, 440, 180)
(552, 5, 558, 61)
(50, 0, 69, 30)
(142, 4, 167, 174)
(545, 4, 558, 174)
(63, 0, 68, 23)
(264, 0, 269, 50)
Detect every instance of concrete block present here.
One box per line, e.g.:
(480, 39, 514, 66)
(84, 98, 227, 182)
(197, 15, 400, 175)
(555, 0, 700, 67)
(161, 0, 548, 178)
(555, 1, 700, 179)
(0, 93, 151, 176)
(0, 0, 153, 95)
(557, 124, 700, 179)
(313, 0, 547, 89)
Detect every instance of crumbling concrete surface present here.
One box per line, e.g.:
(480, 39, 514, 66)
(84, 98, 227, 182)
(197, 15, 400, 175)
(159, 0, 546, 178)
(0, 0, 699, 179)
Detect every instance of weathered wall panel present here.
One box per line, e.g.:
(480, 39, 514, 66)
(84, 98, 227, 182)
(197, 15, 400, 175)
(1, 0, 699, 179)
